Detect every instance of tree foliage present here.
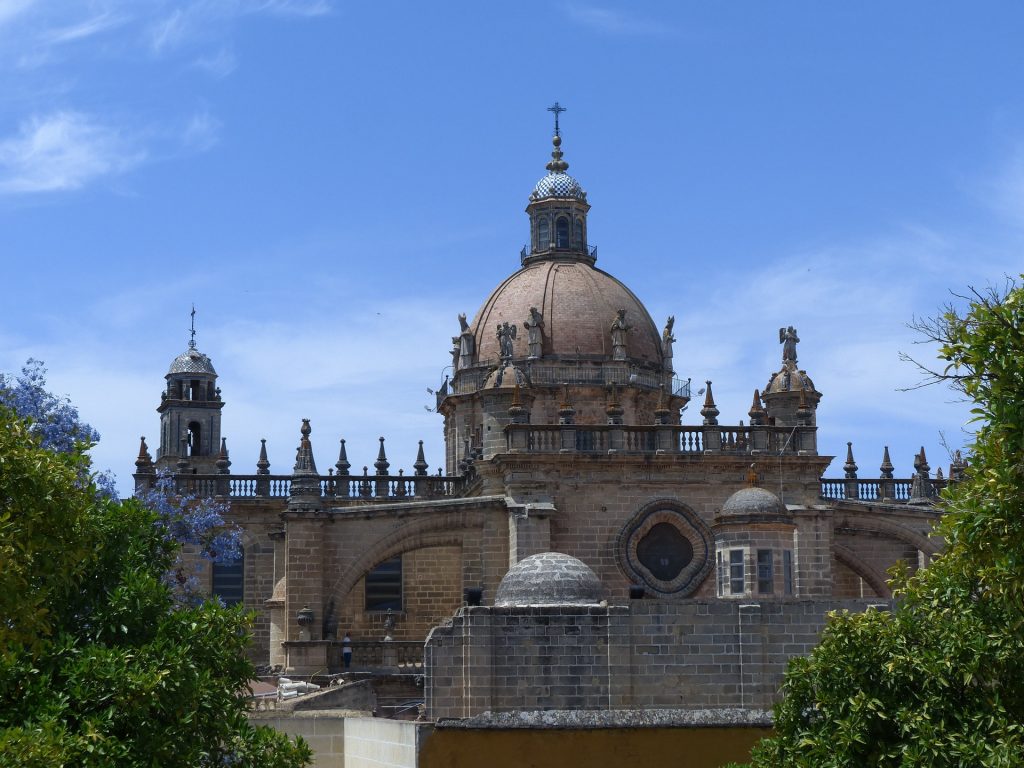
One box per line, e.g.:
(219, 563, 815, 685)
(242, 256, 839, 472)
(0, 405, 311, 766)
(737, 277, 1024, 767)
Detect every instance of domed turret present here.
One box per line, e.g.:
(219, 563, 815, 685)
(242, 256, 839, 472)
(713, 470, 797, 598)
(155, 308, 224, 473)
(762, 326, 821, 429)
(523, 105, 593, 267)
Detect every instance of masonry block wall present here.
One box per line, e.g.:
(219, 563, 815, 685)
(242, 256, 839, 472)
(336, 545, 464, 642)
(425, 599, 890, 720)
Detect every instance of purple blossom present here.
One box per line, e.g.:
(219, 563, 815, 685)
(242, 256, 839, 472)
(0, 359, 118, 499)
(140, 470, 242, 605)
(2, 359, 241, 607)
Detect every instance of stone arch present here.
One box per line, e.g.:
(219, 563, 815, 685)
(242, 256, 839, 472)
(831, 543, 891, 598)
(327, 510, 485, 607)
(834, 512, 939, 559)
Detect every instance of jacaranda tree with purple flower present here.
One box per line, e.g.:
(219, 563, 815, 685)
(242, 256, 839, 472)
(0, 364, 310, 766)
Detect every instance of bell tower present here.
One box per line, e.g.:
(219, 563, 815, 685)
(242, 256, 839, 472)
(155, 308, 224, 473)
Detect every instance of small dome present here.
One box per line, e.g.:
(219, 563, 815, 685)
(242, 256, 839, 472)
(764, 362, 815, 395)
(532, 172, 586, 201)
(167, 347, 217, 376)
(720, 487, 787, 518)
(495, 552, 604, 606)
(482, 362, 529, 389)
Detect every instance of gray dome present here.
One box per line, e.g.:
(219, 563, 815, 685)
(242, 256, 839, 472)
(531, 172, 586, 201)
(720, 487, 787, 518)
(495, 552, 603, 606)
(167, 347, 217, 376)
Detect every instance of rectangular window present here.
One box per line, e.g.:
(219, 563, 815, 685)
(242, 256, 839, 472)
(729, 549, 745, 595)
(716, 550, 724, 597)
(212, 553, 244, 608)
(365, 556, 403, 611)
(757, 549, 774, 594)
(783, 550, 794, 595)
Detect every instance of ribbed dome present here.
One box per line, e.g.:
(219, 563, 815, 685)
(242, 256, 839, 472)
(531, 172, 586, 201)
(167, 347, 217, 376)
(470, 260, 663, 365)
(720, 487, 787, 518)
(495, 552, 603, 606)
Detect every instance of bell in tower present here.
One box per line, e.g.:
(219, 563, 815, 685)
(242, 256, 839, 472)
(155, 307, 224, 474)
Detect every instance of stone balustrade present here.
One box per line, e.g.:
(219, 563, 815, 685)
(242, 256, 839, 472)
(505, 423, 817, 456)
(819, 477, 947, 502)
(165, 472, 470, 501)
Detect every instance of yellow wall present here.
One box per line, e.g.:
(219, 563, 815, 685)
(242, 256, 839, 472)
(418, 726, 769, 768)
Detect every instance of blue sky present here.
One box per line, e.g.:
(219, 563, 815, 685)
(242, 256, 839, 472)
(2, 1, 1023, 497)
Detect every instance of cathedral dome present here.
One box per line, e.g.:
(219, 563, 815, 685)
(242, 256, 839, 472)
(719, 487, 787, 519)
(167, 346, 217, 376)
(531, 172, 586, 201)
(495, 552, 604, 606)
(470, 260, 663, 365)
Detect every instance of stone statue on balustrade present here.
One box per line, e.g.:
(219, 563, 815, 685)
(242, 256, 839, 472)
(661, 315, 675, 372)
(497, 321, 517, 359)
(457, 313, 475, 369)
(779, 326, 799, 364)
(523, 306, 544, 359)
(610, 309, 630, 361)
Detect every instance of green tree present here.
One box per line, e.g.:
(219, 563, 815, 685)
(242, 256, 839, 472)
(737, 278, 1024, 767)
(0, 406, 311, 767)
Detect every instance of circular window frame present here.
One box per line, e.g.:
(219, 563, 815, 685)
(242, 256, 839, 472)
(616, 499, 713, 597)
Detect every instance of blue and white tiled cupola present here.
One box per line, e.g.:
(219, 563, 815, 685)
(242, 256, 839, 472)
(523, 104, 593, 266)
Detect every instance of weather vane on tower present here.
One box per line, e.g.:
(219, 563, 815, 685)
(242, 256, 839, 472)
(547, 102, 566, 137)
(189, 305, 197, 349)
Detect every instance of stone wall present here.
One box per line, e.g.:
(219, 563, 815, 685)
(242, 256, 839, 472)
(337, 545, 465, 643)
(425, 598, 890, 719)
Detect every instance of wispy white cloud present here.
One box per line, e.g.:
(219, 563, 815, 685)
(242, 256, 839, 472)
(193, 46, 237, 78)
(148, 0, 330, 56)
(149, 7, 186, 54)
(561, 2, 674, 37)
(182, 111, 222, 152)
(253, 0, 331, 17)
(0, 111, 143, 193)
(45, 10, 126, 44)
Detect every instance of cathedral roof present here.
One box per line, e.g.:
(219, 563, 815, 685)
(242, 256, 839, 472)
(470, 259, 663, 364)
(495, 552, 604, 606)
(167, 346, 217, 377)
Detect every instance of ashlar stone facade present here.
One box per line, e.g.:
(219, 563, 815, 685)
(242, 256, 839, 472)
(134, 124, 953, 719)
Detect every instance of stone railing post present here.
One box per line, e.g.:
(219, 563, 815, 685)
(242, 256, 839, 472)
(702, 425, 722, 453)
(506, 424, 529, 452)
